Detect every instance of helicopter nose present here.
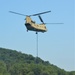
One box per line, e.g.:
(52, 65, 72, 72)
(45, 29, 47, 32)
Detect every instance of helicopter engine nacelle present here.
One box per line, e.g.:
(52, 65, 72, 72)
(26, 16, 32, 23)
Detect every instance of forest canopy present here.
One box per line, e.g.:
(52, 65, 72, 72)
(0, 47, 75, 75)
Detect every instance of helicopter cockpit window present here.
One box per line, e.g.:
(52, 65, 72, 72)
(45, 26, 46, 29)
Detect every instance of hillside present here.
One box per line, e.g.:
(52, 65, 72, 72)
(0, 47, 75, 75)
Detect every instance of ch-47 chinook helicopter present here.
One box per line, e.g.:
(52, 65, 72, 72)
(9, 11, 63, 34)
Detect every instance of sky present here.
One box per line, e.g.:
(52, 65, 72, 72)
(0, 0, 75, 71)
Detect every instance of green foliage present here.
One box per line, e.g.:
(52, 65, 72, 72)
(0, 47, 75, 75)
(0, 61, 9, 75)
(68, 71, 75, 75)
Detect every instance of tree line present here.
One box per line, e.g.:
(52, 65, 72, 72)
(0, 48, 75, 75)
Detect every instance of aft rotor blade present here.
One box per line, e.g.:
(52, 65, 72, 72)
(9, 11, 27, 16)
(30, 10, 51, 16)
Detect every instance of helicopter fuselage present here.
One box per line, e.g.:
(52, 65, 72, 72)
(25, 16, 47, 33)
(25, 23, 47, 32)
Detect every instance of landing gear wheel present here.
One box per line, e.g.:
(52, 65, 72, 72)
(36, 32, 37, 34)
(27, 30, 28, 32)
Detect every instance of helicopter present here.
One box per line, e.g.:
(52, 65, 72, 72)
(9, 11, 63, 34)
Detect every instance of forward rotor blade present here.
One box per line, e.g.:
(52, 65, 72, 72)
(38, 15, 44, 23)
(30, 10, 51, 16)
(9, 11, 27, 16)
(44, 23, 64, 24)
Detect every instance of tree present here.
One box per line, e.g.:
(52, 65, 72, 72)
(0, 61, 9, 75)
(27, 72, 34, 75)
